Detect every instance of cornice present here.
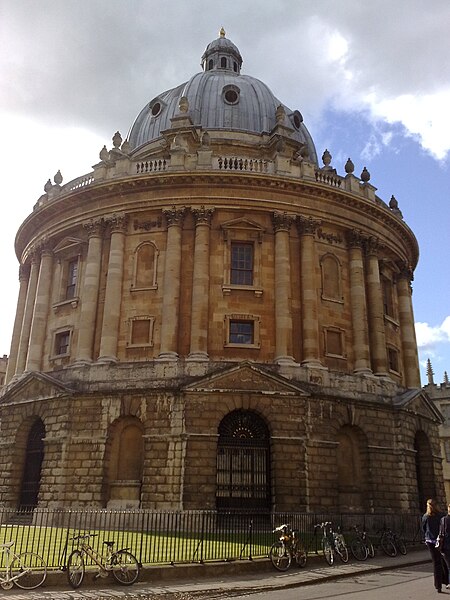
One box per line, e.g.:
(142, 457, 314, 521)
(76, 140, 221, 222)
(15, 170, 419, 267)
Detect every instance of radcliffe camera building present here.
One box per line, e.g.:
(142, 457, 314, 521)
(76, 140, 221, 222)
(0, 31, 444, 514)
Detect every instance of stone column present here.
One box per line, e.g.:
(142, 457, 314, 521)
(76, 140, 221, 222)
(273, 211, 296, 364)
(397, 264, 421, 388)
(15, 252, 40, 376)
(98, 214, 128, 363)
(298, 216, 322, 367)
(188, 206, 214, 361)
(158, 207, 186, 360)
(5, 265, 30, 383)
(365, 237, 388, 376)
(26, 246, 54, 372)
(347, 230, 372, 374)
(75, 218, 104, 364)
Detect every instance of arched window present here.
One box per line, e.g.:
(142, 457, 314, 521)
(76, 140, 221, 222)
(336, 425, 368, 512)
(321, 254, 342, 301)
(216, 410, 271, 510)
(103, 417, 144, 508)
(132, 242, 158, 290)
(208, 59, 213, 70)
(19, 419, 45, 509)
(415, 431, 436, 512)
(220, 56, 227, 69)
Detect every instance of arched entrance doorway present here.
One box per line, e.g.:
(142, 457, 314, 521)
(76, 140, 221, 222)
(19, 419, 45, 509)
(216, 410, 271, 511)
(415, 430, 436, 512)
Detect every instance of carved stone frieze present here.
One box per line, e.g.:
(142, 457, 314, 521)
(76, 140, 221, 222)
(133, 217, 163, 231)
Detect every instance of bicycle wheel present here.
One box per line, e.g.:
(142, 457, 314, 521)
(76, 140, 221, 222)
(365, 536, 375, 558)
(11, 552, 47, 590)
(269, 541, 292, 571)
(337, 539, 349, 563)
(350, 538, 368, 561)
(294, 541, 307, 568)
(322, 538, 334, 565)
(67, 549, 85, 589)
(380, 534, 397, 557)
(111, 550, 140, 585)
(395, 537, 407, 555)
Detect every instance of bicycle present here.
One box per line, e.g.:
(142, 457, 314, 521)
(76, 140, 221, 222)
(66, 533, 140, 589)
(268, 524, 307, 571)
(0, 540, 47, 590)
(314, 522, 348, 565)
(350, 524, 374, 561)
(377, 527, 407, 557)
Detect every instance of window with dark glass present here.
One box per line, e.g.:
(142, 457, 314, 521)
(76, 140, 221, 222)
(230, 320, 254, 345)
(55, 331, 70, 356)
(382, 276, 394, 317)
(221, 56, 227, 68)
(387, 347, 399, 372)
(231, 243, 253, 285)
(66, 259, 78, 299)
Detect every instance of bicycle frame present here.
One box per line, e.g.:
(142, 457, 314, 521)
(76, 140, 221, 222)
(76, 538, 115, 574)
(0, 542, 30, 587)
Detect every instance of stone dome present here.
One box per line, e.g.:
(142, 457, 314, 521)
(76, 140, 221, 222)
(128, 30, 318, 163)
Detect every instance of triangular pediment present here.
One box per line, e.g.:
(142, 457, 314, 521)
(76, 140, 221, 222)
(221, 218, 265, 232)
(394, 389, 443, 423)
(184, 362, 309, 396)
(0, 372, 74, 405)
(53, 237, 85, 254)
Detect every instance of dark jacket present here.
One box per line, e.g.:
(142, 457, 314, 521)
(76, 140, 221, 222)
(423, 512, 445, 543)
(440, 515, 450, 551)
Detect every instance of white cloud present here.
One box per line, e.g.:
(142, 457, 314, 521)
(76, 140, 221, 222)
(415, 318, 450, 352)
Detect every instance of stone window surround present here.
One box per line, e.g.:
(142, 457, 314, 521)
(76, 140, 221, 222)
(323, 326, 346, 359)
(50, 326, 73, 359)
(127, 315, 155, 348)
(224, 313, 261, 349)
(130, 240, 159, 291)
(221, 219, 264, 297)
(320, 252, 344, 304)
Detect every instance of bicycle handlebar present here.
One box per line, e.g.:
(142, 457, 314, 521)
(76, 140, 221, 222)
(69, 533, 98, 542)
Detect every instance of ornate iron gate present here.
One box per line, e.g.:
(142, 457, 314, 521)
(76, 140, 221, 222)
(216, 410, 271, 510)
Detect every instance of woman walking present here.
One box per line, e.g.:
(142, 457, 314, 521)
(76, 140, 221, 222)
(422, 498, 449, 593)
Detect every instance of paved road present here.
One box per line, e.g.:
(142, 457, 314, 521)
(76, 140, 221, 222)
(0, 547, 432, 599)
(228, 562, 440, 599)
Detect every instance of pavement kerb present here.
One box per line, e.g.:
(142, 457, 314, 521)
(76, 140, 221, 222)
(42, 544, 430, 593)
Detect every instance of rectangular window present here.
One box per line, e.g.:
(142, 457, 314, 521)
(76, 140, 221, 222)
(55, 331, 71, 356)
(388, 347, 399, 372)
(229, 320, 254, 345)
(231, 243, 253, 286)
(66, 259, 78, 300)
(445, 440, 450, 463)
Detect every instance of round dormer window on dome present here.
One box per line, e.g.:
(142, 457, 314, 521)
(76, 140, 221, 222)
(149, 98, 164, 118)
(223, 84, 240, 105)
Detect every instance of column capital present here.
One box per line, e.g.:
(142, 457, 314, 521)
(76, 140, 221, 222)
(273, 211, 295, 233)
(297, 215, 321, 235)
(163, 206, 186, 227)
(83, 217, 105, 238)
(105, 212, 128, 233)
(364, 236, 381, 256)
(18, 263, 30, 281)
(396, 261, 414, 283)
(191, 205, 215, 226)
(346, 228, 366, 249)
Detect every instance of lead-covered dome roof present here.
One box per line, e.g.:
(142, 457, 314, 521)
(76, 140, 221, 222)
(128, 30, 318, 164)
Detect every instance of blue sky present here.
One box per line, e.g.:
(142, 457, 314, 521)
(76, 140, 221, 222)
(0, 0, 449, 385)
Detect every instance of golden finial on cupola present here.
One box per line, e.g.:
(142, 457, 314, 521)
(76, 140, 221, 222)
(219, 27, 226, 38)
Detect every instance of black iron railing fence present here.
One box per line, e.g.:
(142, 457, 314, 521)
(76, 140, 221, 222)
(0, 507, 424, 570)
